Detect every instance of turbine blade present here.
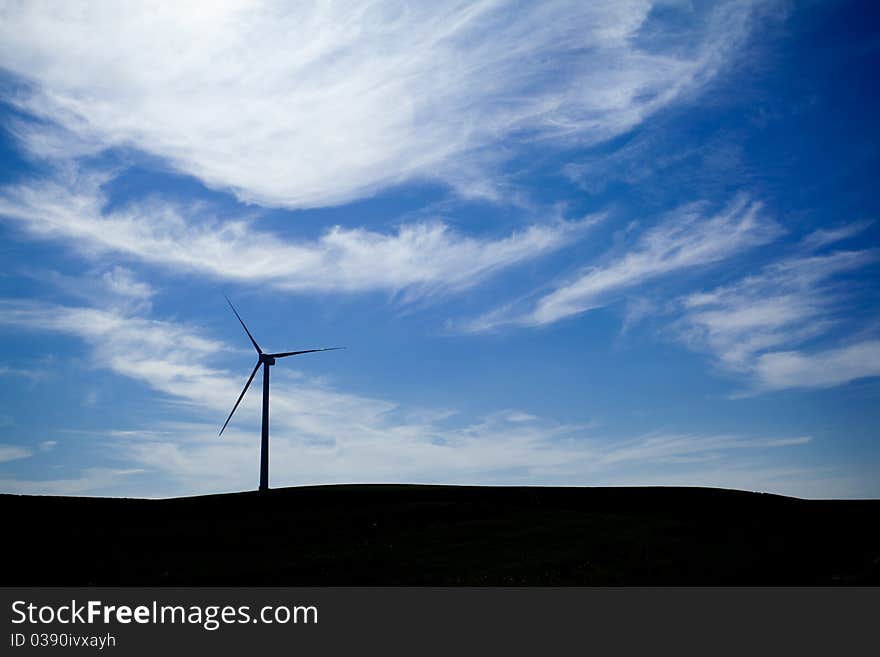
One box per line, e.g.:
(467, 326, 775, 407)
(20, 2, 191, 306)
(225, 296, 262, 354)
(219, 360, 261, 437)
(268, 347, 345, 359)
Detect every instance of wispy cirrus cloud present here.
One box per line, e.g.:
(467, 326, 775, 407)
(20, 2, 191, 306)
(0, 0, 767, 208)
(0, 468, 146, 496)
(0, 170, 596, 298)
(679, 222, 880, 392)
(0, 444, 32, 464)
(752, 341, 880, 392)
(0, 365, 47, 384)
(799, 220, 874, 251)
(0, 300, 229, 404)
(457, 195, 780, 331)
(20, 265, 156, 315)
(681, 249, 877, 369)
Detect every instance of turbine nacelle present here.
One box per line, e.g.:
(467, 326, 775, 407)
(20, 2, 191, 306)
(260, 354, 276, 366)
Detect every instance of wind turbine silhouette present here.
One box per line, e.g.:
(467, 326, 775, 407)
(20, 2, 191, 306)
(219, 297, 342, 491)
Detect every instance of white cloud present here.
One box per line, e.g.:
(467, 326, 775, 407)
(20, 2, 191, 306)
(0, 170, 596, 297)
(753, 341, 880, 391)
(620, 296, 657, 334)
(0, 365, 46, 384)
(0, 300, 229, 407)
(0, 1, 765, 208)
(682, 249, 877, 366)
(0, 445, 32, 463)
(100, 266, 155, 303)
(596, 433, 811, 466)
(459, 195, 779, 331)
(679, 245, 879, 390)
(16, 264, 155, 314)
(0, 468, 144, 496)
(0, 299, 814, 495)
(799, 220, 873, 251)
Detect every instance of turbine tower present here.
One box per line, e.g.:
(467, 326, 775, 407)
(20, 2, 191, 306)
(219, 297, 342, 491)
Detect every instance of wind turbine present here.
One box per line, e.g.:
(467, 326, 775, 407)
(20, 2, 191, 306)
(219, 297, 342, 491)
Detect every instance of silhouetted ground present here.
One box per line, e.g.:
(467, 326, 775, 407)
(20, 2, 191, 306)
(2, 485, 879, 585)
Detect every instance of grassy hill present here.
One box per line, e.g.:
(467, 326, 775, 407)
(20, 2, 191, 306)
(2, 484, 878, 585)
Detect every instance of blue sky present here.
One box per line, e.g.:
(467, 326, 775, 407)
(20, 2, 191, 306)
(0, 0, 878, 498)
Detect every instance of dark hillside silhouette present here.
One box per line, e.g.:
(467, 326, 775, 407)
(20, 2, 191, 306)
(2, 485, 878, 585)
